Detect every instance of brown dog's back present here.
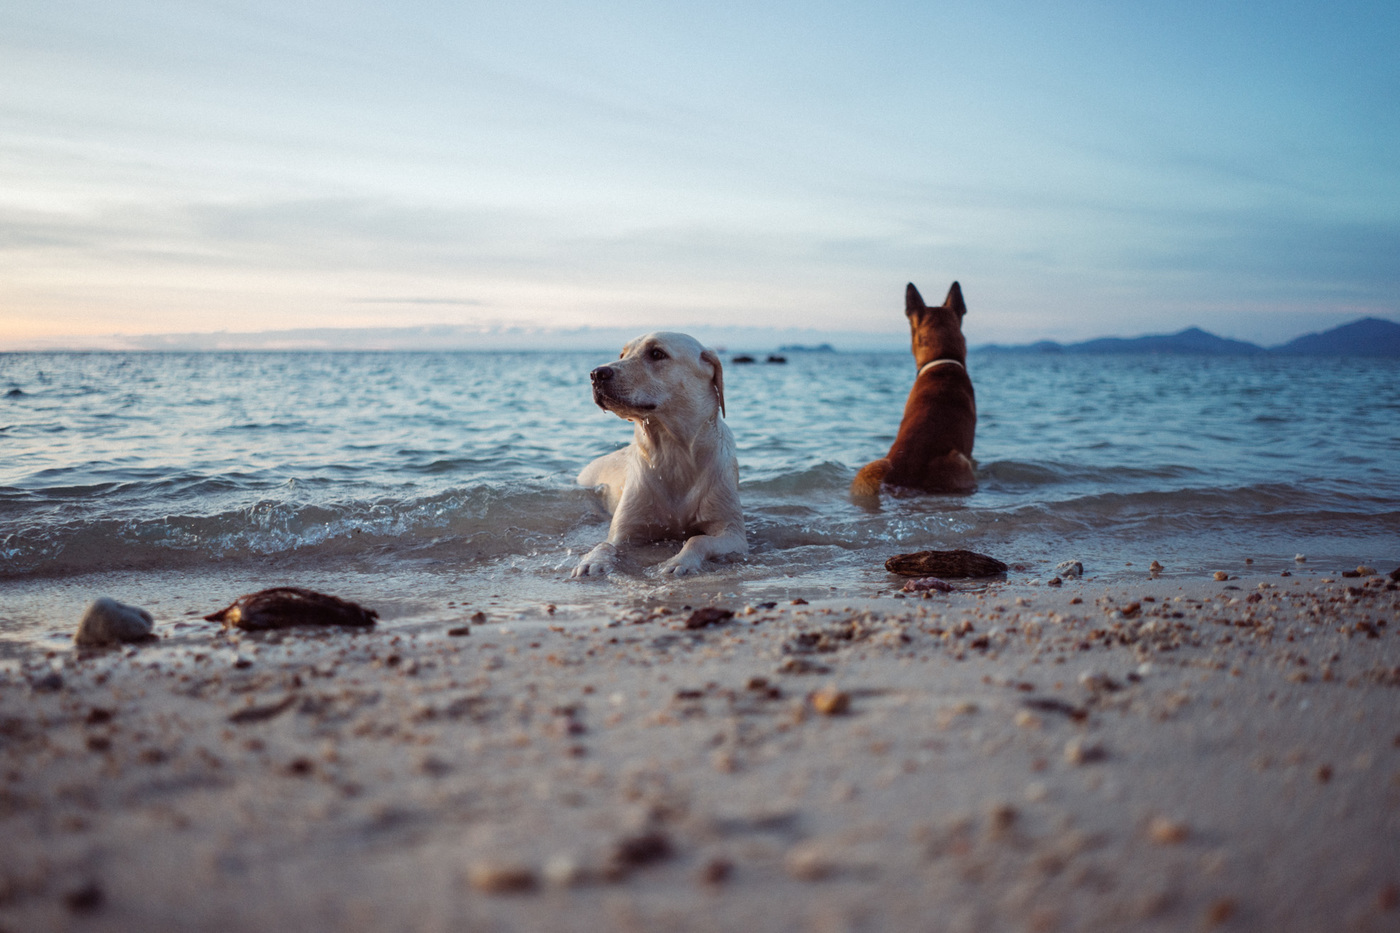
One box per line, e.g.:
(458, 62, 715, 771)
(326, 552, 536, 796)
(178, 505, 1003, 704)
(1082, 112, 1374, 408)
(852, 282, 977, 497)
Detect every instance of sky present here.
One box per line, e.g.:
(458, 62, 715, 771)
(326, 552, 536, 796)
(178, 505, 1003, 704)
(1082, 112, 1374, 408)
(2, 0, 1398, 350)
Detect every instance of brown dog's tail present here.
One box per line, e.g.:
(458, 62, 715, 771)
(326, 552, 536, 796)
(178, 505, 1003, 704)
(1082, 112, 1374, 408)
(851, 459, 892, 499)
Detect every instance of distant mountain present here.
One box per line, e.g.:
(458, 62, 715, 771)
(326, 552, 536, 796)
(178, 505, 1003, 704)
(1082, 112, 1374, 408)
(1073, 327, 1266, 355)
(777, 343, 836, 353)
(978, 317, 1400, 357)
(978, 327, 1264, 355)
(1271, 317, 1400, 357)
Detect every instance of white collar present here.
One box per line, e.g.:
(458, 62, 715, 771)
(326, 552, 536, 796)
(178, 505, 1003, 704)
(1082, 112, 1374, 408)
(917, 358, 965, 378)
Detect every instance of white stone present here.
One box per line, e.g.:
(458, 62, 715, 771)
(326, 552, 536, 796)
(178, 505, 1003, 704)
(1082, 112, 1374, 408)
(75, 597, 154, 646)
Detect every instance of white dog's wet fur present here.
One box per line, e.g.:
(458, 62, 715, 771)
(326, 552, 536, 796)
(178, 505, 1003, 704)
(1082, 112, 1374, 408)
(573, 332, 747, 578)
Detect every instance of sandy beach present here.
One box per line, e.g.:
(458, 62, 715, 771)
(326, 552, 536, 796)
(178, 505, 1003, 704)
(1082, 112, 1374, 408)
(2, 567, 1398, 932)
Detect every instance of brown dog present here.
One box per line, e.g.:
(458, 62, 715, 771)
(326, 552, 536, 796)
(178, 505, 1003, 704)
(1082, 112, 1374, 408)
(851, 281, 977, 497)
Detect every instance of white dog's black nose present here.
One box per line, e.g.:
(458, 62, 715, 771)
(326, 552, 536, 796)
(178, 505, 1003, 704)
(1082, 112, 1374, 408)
(590, 366, 614, 384)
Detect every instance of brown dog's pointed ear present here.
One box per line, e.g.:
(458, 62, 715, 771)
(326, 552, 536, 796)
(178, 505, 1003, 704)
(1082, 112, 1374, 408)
(943, 281, 966, 318)
(905, 282, 926, 316)
(701, 347, 726, 417)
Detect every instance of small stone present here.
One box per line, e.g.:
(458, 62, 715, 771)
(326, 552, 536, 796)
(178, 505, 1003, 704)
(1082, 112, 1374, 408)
(1064, 737, 1107, 765)
(1355, 565, 1375, 577)
(683, 607, 735, 630)
(75, 597, 155, 647)
(902, 576, 954, 593)
(542, 855, 586, 887)
(1047, 576, 1063, 587)
(30, 671, 64, 692)
(987, 803, 1018, 837)
(465, 861, 538, 894)
(63, 881, 104, 913)
(810, 686, 851, 716)
(611, 830, 673, 869)
(1055, 560, 1084, 579)
(785, 842, 837, 880)
(700, 857, 733, 885)
(1149, 560, 1164, 572)
(1213, 571, 1229, 581)
(1294, 554, 1306, 562)
(1078, 671, 1121, 693)
(1205, 898, 1237, 927)
(1147, 816, 1189, 845)
(1014, 710, 1043, 729)
(471, 611, 488, 625)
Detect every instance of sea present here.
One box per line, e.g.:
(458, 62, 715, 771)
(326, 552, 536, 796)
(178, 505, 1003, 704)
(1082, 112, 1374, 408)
(2, 349, 1398, 645)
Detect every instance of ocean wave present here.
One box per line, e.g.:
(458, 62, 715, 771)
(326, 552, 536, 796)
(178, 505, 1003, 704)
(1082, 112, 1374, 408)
(976, 459, 1202, 489)
(0, 482, 600, 577)
(742, 461, 851, 495)
(970, 482, 1400, 539)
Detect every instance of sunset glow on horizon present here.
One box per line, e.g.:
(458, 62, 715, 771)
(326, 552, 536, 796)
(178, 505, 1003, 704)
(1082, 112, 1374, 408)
(3, 1, 1397, 349)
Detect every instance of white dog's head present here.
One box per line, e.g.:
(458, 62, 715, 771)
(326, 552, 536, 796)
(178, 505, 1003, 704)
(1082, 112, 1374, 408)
(590, 332, 726, 427)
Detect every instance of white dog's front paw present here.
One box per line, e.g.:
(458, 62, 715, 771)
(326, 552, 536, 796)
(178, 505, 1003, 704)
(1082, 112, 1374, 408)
(572, 545, 616, 579)
(660, 553, 703, 577)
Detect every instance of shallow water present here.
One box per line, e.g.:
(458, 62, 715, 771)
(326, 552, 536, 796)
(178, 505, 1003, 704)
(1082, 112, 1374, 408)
(2, 350, 1397, 638)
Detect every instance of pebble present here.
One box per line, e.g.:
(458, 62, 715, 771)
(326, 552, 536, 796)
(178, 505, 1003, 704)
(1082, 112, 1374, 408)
(810, 686, 851, 716)
(785, 841, 837, 880)
(902, 577, 954, 593)
(63, 881, 105, 913)
(30, 671, 64, 692)
(1147, 816, 1190, 845)
(1206, 898, 1237, 927)
(542, 854, 587, 887)
(700, 857, 734, 885)
(75, 597, 155, 647)
(1014, 710, 1042, 729)
(1149, 560, 1164, 572)
(1064, 737, 1107, 765)
(1055, 560, 1084, 579)
(610, 830, 673, 872)
(465, 861, 538, 894)
(1078, 671, 1121, 693)
(1213, 571, 1230, 581)
(683, 607, 735, 630)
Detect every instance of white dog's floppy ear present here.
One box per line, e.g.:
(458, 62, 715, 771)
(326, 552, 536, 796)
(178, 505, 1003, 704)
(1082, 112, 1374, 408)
(701, 347, 726, 418)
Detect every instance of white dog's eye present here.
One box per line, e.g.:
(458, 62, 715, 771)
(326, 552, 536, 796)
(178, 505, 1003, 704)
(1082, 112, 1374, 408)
(648, 347, 668, 361)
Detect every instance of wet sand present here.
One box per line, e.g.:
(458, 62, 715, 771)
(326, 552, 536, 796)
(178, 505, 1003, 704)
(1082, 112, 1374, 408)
(2, 570, 1398, 932)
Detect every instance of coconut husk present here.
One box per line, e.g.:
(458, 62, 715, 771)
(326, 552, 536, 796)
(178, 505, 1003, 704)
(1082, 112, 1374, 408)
(885, 549, 1008, 578)
(205, 587, 378, 630)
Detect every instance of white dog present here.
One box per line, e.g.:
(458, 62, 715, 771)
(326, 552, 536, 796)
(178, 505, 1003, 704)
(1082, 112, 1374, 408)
(572, 332, 747, 578)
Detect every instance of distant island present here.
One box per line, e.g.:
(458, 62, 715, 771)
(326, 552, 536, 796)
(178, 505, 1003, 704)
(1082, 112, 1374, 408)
(977, 317, 1400, 357)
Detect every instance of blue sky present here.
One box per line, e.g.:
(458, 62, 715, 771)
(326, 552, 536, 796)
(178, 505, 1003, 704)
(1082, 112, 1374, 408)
(3, 0, 1397, 349)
